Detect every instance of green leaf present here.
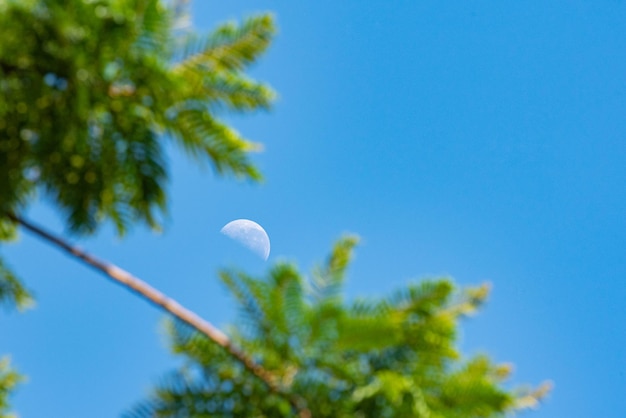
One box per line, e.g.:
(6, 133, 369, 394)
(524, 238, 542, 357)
(309, 234, 359, 304)
(0, 256, 33, 311)
(0, 357, 24, 418)
(173, 14, 276, 73)
(168, 108, 263, 181)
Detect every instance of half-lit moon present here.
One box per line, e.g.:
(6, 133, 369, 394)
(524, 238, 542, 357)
(220, 219, 270, 260)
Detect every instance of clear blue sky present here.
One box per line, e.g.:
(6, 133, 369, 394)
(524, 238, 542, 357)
(2, 1, 625, 416)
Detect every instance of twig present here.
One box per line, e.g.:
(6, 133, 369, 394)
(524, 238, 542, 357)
(6, 212, 310, 417)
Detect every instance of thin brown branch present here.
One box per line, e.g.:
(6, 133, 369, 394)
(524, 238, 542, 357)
(6, 212, 310, 417)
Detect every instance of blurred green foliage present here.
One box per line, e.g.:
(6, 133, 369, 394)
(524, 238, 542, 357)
(0, 357, 23, 418)
(0, 1, 548, 416)
(0, 358, 21, 418)
(127, 237, 549, 417)
(0, 0, 275, 314)
(0, 0, 276, 412)
(0, 0, 274, 236)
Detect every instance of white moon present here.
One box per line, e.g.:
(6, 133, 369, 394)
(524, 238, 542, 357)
(220, 219, 270, 260)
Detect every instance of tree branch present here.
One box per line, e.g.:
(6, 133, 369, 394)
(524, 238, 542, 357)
(5, 212, 310, 417)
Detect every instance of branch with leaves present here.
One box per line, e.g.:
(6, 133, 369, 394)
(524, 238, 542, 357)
(0, 0, 275, 236)
(0, 1, 550, 417)
(0, 0, 286, 414)
(5, 212, 310, 417)
(126, 236, 550, 418)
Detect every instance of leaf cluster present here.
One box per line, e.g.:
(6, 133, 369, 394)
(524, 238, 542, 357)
(0, 257, 33, 311)
(0, 0, 275, 236)
(0, 358, 22, 418)
(0, 0, 276, 339)
(128, 237, 547, 417)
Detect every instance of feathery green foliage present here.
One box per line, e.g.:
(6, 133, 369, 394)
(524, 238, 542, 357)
(0, 358, 22, 418)
(0, 2, 550, 415)
(0, 257, 33, 311)
(0, 0, 275, 237)
(0, 0, 276, 411)
(127, 237, 548, 417)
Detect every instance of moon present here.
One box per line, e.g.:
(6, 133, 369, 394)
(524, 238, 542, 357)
(220, 219, 270, 260)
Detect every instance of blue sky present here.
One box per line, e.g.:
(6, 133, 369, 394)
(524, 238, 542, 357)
(2, 1, 625, 416)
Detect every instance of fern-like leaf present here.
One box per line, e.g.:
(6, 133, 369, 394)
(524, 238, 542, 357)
(168, 108, 262, 180)
(0, 257, 33, 311)
(309, 235, 359, 304)
(173, 15, 275, 73)
(0, 357, 22, 418)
